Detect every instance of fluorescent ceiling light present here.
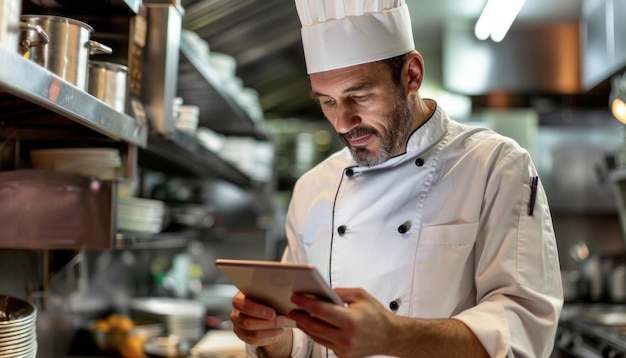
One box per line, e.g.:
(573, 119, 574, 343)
(474, 0, 526, 42)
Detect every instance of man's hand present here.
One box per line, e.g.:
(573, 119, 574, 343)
(288, 287, 396, 358)
(230, 291, 292, 357)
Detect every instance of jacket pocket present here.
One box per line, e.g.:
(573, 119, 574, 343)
(412, 222, 478, 315)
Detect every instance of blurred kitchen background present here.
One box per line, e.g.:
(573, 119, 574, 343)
(1, 0, 626, 356)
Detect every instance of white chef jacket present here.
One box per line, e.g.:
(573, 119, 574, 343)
(248, 103, 563, 358)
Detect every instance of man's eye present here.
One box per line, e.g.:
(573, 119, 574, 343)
(353, 95, 368, 102)
(322, 99, 336, 105)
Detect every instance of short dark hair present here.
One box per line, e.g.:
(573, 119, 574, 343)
(382, 52, 410, 87)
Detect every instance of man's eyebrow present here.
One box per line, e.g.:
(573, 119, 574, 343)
(310, 90, 323, 99)
(310, 82, 373, 99)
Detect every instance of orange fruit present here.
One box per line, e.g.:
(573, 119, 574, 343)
(118, 334, 146, 358)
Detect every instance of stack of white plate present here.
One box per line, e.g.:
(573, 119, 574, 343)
(0, 296, 37, 358)
(176, 105, 200, 133)
(30, 148, 122, 180)
(130, 298, 206, 342)
(117, 196, 166, 234)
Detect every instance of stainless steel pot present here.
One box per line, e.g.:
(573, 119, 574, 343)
(579, 253, 626, 302)
(87, 61, 128, 113)
(19, 15, 112, 90)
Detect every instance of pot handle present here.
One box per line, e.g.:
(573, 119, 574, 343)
(88, 40, 113, 55)
(18, 23, 49, 50)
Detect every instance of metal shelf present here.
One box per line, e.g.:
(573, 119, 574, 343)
(115, 231, 195, 249)
(120, 0, 142, 14)
(140, 130, 252, 187)
(177, 35, 270, 140)
(0, 47, 148, 147)
(23, 0, 142, 15)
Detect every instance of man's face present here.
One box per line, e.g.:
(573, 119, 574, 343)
(310, 60, 415, 167)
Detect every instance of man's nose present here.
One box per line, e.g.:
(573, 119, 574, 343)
(332, 102, 360, 133)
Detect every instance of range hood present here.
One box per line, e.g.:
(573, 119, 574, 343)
(442, 20, 581, 96)
(581, 0, 626, 91)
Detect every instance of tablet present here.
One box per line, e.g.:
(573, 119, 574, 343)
(215, 259, 343, 320)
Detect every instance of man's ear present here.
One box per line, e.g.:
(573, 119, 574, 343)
(404, 51, 425, 94)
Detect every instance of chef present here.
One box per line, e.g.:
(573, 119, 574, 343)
(229, 0, 563, 357)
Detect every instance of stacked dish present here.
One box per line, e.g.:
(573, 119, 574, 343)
(0, 295, 37, 358)
(176, 105, 200, 133)
(30, 148, 121, 180)
(130, 298, 205, 343)
(117, 196, 166, 234)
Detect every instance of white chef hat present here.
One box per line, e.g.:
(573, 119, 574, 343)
(295, 0, 415, 74)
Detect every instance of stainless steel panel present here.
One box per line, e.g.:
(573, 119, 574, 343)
(141, 3, 183, 137)
(443, 20, 580, 95)
(613, 0, 626, 65)
(581, 0, 626, 90)
(582, 0, 611, 90)
(0, 0, 21, 52)
(537, 110, 622, 214)
(0, 47, 147, 147)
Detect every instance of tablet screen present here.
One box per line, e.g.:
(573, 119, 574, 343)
(215, 259, 343, 318)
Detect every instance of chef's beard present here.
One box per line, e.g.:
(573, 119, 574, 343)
(339, 87, 415, 167)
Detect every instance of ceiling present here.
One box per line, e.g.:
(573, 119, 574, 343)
(180, 0, 585, 120)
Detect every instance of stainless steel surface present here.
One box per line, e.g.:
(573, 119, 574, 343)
(581, 0, 626, 91)
(141, 3, 183, 137)
(0, 46, 147, 146)
(179, 0, 605, 119)
(0, 169, 115, 250)
(122, 0, 142, 14)
(141, 130, 251, 187)
(576, 253, 626, 303)
(19, 21, 48, 48)
(443, 20, 580, 95)
(87, 61, 129, 113)
(20, 15, 112, 90)
(0, 0, 21, 51)
(536, 110, 622, 214)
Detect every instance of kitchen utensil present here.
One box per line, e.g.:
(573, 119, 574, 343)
(143, 335, 191, 358)
(19, 15, 112, 90)
(117, 196, 166, 234)
(88, 61, 129, 113)
(129, 298, 206, 342)
(0, 295, 37, 358)
(610, 265, 626, 302)
(176, 105, 199, 133)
